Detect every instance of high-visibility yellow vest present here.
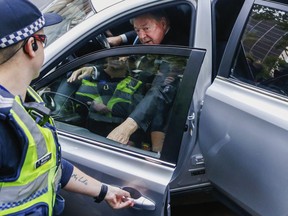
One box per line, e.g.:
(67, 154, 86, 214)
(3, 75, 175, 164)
(75, 76, 142, 115)
(0, 86, 62, 216)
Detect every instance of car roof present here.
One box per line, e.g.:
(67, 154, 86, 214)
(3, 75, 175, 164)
(90, 0, 124, 12)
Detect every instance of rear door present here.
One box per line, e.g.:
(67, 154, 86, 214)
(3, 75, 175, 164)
(34, 45, 206, 216)
(199, 0, 288, 215)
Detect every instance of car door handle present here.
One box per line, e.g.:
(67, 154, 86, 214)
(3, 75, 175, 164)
(126, 196, 155, 210)
(122, 186, 155, 211)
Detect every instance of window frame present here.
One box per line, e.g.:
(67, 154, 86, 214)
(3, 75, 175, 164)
(34, 45, 206, 164)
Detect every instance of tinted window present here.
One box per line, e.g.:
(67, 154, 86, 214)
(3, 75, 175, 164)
(38, 53, 189, 157)
(231, 4, 288, 96)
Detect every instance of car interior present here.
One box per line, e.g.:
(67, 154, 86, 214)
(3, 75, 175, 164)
(73, 3, 193, 57)
(212, 0, 245, 78)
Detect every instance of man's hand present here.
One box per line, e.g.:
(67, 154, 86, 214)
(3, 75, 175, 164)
(67, 66, 93, 83)
(164, 76, 175, 85)
(107, 117, 138, 144)
(107, 35, 122, 46)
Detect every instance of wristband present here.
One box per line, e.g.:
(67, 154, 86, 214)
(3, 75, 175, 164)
(120, 34, 128, 43)
(91, 66, 98, 80)
(94, 184, 108, 203)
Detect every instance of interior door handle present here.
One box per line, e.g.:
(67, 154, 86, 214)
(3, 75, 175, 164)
(122, 186, 155, 211)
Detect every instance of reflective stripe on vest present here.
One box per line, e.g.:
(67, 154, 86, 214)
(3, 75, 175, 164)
(107, 76, 142, 110)
(75, 79, 102, 103)
(76, 76, 142, 111)
(0, 87, 62, 216)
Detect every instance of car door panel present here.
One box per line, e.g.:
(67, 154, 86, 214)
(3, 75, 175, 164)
(34, 46, 206, 216)
(200, 78, 288, 216)
(58, 127, 173, 216)
(199, 0, 288, 215)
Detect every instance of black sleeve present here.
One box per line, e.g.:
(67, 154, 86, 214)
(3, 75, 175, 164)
(129, 83, 177, 131)
(0, 120, 23, 180)
(124, 30, 137, 44)
(129, 62, 180, 131)
(60, 159, 74, 188)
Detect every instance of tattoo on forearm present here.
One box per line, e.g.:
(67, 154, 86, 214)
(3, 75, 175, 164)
(71, 174, 88, 185)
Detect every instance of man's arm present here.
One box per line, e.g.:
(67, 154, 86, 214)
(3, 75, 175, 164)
(107, 31, 137, 46)
(67, 66, 94, 83)
(107, 75, 178, 145)
(107, 117, 139, 144)
(106, 86, 163, 144)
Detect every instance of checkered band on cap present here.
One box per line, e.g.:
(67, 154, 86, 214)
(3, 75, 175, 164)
(0, 16, 45, 49)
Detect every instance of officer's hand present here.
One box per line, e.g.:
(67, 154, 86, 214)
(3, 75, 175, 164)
(105, 185, 134, 209)
(107, 118, 138, 144)
(164, 76, 175, 85)
(89, 101, 111, 114)
(67, 67, 93, 83)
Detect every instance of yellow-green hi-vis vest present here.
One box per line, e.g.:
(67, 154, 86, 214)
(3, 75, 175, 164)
(0, 86, 62, 216)
(75, 76, 142, 111)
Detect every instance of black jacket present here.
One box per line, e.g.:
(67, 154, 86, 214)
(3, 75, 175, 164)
(125, 28, 188, 132)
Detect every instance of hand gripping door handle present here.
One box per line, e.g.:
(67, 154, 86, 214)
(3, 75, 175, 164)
(122, 186, 155, 211)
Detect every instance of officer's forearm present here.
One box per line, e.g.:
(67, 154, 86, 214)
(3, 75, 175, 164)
(63, 166, 102, 198)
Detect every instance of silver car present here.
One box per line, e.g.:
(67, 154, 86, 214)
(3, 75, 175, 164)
(32, 0, 288, 215)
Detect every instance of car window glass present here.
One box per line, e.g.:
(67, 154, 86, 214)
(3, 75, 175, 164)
(42, 0, 94, 46)
(38, 53, 189, 158)
(231, 4, 288, 97)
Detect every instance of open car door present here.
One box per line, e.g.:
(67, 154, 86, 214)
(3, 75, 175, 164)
(33, 45, 206, 216)
(198, 0, 288, 215)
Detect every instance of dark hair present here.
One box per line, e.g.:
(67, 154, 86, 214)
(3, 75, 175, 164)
(0, 41, 23, 65)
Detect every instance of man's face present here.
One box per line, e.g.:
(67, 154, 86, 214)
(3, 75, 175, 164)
(105, 56, 128, 78)
(107, 56, 127, 69)
(133, 15, 167, 45)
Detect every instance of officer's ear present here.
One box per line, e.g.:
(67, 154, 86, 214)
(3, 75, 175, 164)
(23, 37, 37, 57)
(32, 38, 38, 51)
